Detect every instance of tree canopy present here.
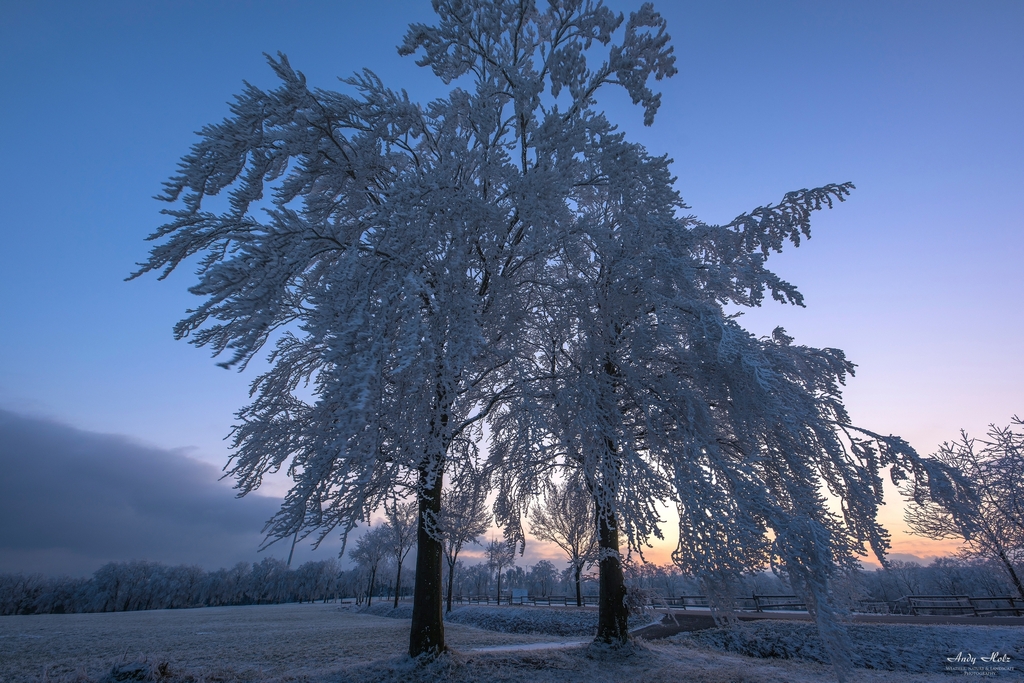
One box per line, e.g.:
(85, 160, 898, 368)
(133, 0, 680, 658)
(134, 0, 974, 669)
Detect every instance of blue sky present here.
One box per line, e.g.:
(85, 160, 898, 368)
(1, 0, 1021, 573)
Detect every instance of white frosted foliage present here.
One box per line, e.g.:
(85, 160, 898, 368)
(133, 0, 975, 674)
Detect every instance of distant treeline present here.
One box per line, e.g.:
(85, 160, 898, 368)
(0, 558, 355, 616)
(2, 554, 1017, 617)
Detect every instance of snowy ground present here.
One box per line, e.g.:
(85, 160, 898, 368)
(676, 619, 1023, 676)
(359, 601, 657, 636)
(1, 602, 1020, 682)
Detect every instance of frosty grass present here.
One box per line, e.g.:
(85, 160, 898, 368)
(4, 602, 1021, 681)
(359, 602, 655, 636)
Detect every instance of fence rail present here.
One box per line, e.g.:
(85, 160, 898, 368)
(968, 596, 1023, 617)
(439, 593, 1023, 617)
(906, 595, 975, 616)
(449, 594, 600, 607)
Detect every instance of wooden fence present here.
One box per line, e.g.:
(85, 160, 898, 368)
(900, 595, 1024, 617)
(449, 594, 600, 607)
(443, 593, 1024, 616)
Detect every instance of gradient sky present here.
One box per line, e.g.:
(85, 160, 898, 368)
(0, 0, 1021, 575)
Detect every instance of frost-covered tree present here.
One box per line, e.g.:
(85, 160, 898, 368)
(350, 525, 389, 607)
(528, 477, 598, 606)
(463, 561, 491, 598)
(489, 153, 975, 661)
(133, 0, 681, 658)
(480, 34, 975, 675)
(383, 500, 418, 608)
(906, 418, 1024, 598)
(132, 0, 971, 671)
(439, 464, 491, 613)
(527, 559, 558, 596)
(485, 538, 516, 603)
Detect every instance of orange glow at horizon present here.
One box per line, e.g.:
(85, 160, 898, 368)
(511, 474, 962, 572)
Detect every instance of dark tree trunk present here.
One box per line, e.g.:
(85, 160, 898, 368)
(445, 559, 456, 613)
(595, 500, 629, 645)
(393, 560, 402, 608)
(409, 460, 445, 657)
(575, 564, 583, 607)
(593, 358, 630, 647)
(593, 356, 629, 645)
(367, 567, 376, 607)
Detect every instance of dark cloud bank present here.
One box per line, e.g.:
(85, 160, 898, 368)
(0, 410, 287, 576)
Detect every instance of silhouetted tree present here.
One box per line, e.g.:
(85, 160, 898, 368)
(440, 466, 491, 613)
(906, 417, 1024, 598)
(351, 526, 389, 606)
(486, 539, 516, 604)
(384, 500, 418, 608)
(133, 0, 678, 657)
(529, 478, 598, 606)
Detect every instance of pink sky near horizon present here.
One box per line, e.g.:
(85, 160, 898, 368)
(471, 475, 965, 573)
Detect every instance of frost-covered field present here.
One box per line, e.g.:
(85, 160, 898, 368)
(359, 602, 655, 636)
(1, 602, 1020, 682)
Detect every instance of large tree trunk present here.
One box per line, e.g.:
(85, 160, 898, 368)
(593, 359, 630, 645)
(591, 356, 630, 644)
(575, 563, 583, 607)
(409, 459, 445, 657)
(595, 499, 629, 645)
